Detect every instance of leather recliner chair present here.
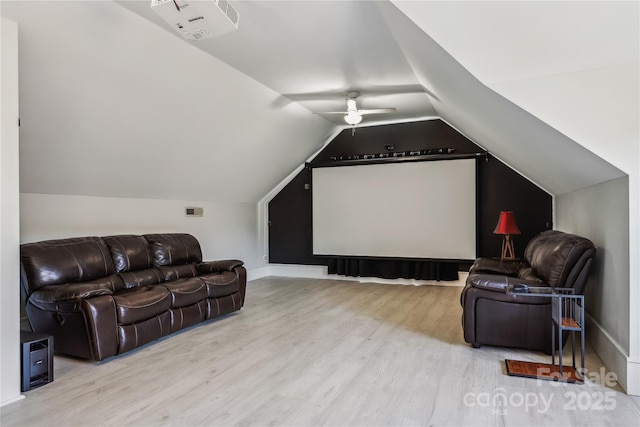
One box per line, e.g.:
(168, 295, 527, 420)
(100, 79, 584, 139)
(460, 230, 596, 353)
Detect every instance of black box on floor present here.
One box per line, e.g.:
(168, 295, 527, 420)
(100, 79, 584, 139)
(20, 330, 53, 392)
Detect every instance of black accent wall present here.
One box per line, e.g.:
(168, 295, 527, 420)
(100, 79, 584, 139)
(268, 120, 552, 273)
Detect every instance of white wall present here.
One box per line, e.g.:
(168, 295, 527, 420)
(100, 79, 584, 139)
(20, 193, 263, 271)
(1, 1, 334, 204)
(556, 177, 630, 390)
(0, 17, 23, 407)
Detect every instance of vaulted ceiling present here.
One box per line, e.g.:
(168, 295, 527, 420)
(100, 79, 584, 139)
(2, 1, 636, 203)
(115, 0, 439, 124)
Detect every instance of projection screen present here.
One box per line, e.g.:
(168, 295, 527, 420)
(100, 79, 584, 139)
(312, 159, 476, 259)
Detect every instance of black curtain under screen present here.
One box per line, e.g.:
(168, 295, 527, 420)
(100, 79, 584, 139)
(325, 258, 459, 281)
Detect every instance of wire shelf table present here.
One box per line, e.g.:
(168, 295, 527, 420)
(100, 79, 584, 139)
(504, 285, 585, 383)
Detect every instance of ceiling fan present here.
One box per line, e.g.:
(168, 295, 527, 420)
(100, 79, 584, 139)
(315, 91, 396, 125)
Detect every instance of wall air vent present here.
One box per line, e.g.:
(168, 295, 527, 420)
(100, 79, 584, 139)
(150, 0, 239, 41)
(185, 207, 204, 217)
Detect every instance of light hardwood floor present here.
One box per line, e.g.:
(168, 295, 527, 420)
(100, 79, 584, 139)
(2, 277, 639, 426)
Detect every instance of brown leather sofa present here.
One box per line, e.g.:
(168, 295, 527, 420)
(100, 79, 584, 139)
(460, 230, 595, 353)
(20, 233, 246, 361)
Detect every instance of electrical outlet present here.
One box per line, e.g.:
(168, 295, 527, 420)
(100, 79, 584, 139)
(263, 254, 268, 262)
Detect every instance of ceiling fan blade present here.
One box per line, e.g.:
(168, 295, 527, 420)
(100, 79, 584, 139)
(314, 107, 397, 115)
(359, 108, 397, 115)
(281, 84, 433, 102)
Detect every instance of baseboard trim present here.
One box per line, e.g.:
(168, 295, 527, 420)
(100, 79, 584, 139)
(585, 312, 638, 395)
(626, 356, 640, 396)
(249, 264, 467, 287)
(0, 394, 25, 408)
(246, 266, 270, 282)
(247, 265, 329, 281)
(265, 264, 329, 279)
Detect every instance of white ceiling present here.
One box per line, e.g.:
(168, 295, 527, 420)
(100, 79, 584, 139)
(115, 0, 438, 124)
(394, 0, 639, 85)
(111, 0, 633, 195)
(2, 0, 634, 203)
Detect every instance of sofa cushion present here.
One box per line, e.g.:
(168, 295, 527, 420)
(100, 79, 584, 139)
(156, 264, 198, 281)
(118, 268, 164, 289)
(103, 235, 153, 272)
(200, 272, 240, 298)
(160, 277, 207, 308)
(144, 233, 202, 266)
(21, 237, 116, 293)
(112, 285, 172, 324)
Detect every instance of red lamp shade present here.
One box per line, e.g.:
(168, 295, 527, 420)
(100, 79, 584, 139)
(493, 211, 521, 235)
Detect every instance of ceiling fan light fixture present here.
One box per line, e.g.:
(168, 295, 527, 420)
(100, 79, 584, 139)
(344, 111, 362, 125)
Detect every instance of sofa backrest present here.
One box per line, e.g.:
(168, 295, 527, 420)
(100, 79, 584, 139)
(20, 236, 116, 294)
(144, 233, 203, 266)
(102, 235, 162, 289)
(103, 235, 153, 272)
(524, 230, 596, 289)
(21, 233, 205, 296)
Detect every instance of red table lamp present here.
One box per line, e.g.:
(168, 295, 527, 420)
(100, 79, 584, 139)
(494, 211, 521, 259)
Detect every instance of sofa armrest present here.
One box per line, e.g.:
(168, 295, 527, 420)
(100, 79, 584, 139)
(82, 295, 118, 361)
(29, 281, 114, 311)
(464, 274, 553, 306)
(197, 259, 244, 274)
(467, 273, 547, 294)
(467, 273, 509, 293)
(469, 258, 527, 276)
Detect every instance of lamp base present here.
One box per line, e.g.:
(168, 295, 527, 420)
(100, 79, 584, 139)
(501, 235, 516, 259)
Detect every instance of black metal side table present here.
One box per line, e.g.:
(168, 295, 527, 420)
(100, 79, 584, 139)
(551, 288, 585, 381)
(504, 285, 585, 383)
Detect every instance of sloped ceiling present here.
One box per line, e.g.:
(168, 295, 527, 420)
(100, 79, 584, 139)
(115, 0, 438, 124)
(2, 0, 630, 203)
(2, 1, 336, 203)
(392, 0, 638, 179)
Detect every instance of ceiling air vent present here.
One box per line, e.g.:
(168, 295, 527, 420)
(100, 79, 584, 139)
(218, 0, 239, 26)
(185, 207, 204, 217)
(150, 0, 239, 41)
